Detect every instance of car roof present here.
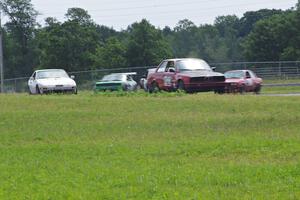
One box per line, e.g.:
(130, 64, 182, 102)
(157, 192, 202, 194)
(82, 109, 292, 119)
(225, 70, 249, 73)
(106, 72, 137, 76)
(35, 69, 66, 73)
(162, 58, 206, 62)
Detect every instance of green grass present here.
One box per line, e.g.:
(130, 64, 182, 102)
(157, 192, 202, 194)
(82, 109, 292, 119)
(262, 86, 300, 94)
(0, 93, 300, 199)
(263, 79, 300, 84)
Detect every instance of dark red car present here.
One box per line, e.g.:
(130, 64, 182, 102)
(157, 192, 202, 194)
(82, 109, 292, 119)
(147, 58, 228, 93)
(224, 70, 263, 94)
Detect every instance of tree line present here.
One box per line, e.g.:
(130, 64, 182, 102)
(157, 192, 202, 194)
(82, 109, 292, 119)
(1, 0, 300, 78)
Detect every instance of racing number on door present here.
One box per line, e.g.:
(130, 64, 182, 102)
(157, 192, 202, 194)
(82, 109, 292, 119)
(163, 76, 172, 87)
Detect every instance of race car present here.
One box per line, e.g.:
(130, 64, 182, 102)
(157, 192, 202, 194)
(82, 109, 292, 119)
(147, 58, 228, 93)
(95, 73, 138, 92)
(28, 69, 77, 94)
(224, 70, 263, 94)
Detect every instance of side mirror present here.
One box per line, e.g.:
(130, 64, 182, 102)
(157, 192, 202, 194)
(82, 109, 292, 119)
(29, 77, 34, 81)
(70, 75, 75, 79)
(211, 67, 216, 71)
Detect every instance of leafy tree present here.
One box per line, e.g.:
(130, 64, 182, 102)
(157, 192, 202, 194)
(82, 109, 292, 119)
(214, 15, 242, 61)
(0, 0, 38, 77)
(172, 19, 197, 57)
(243, 11, 297, 61)
(238, 9, 283, 37)
(92, 37, 127, 68)
(37, 9, 100, 71)
(126, 19, 173, 67)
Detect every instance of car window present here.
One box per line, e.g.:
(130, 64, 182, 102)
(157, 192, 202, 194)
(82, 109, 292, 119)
(36, 70, 69, 79)
(249, 70, 257, 78)
(157, 61, 168, 72)
(166, 61, 175, 72)
(224, 71, 244, 79)
(32, 72, 36, 79)
(246, 71, 251, 78)
(127, 75, 133, 81)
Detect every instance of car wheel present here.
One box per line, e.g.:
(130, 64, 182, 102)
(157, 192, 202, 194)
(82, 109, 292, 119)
(254, 86, 261, 94)
(149, 82, 159, 93)
(177, 80, 186, 92)
(73, 87, 78, 95)
(36, 85, 42, 95)
(28, 87, 33, 95)
(239, 86, 246, 94)
(215, 88, 225, 94)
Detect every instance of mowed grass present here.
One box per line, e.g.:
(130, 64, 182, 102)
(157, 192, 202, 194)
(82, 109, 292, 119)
(262, 86, 300, 94)
(0, 93, 300, 199)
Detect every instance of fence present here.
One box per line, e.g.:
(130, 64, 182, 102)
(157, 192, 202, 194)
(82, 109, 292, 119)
(2, 61, 300, 93)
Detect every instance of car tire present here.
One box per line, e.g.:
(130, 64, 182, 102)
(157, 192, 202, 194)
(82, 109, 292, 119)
(28, 87, 33, 95)
(239, 86, 246, 95)
(36, 85, 42, 95)
(73, 87, 78, 95)
(177, 80, 186, 92)
(149, 82, 159, 93)
(254, 86, 261, 94)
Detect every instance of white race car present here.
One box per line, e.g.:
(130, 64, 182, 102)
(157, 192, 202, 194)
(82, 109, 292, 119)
(28, 69, 77, 94)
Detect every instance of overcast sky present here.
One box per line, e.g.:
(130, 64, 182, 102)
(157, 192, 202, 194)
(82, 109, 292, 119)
(5, 0, 298, 30)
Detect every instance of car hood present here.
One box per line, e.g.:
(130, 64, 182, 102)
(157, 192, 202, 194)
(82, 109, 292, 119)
(178, 71, 224, 77)
(37, 78, 76, 86)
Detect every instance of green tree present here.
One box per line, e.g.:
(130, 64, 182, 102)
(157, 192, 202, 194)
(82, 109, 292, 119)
(238, 9, 283, 37)
(0, 0, 38, 77)
(214, 15, 242, 61)
(172, 19, 197, 57)
(92, 37, 127, 68)
(126, 19, 173, 67)
(243, 11, 297, 61)
(37, 8, 100, 72)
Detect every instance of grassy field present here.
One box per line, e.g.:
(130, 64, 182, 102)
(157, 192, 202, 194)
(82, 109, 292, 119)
(262, 86, 300, 94)
(0, 93, 299, 199)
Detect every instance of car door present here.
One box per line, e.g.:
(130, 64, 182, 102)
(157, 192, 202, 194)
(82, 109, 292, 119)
(244, 71, 255, 91)
(162, 61, 176, 90)
(28, 72, 37, 94)
(126, 75, 137, 91)
(155, 61, 168, 89)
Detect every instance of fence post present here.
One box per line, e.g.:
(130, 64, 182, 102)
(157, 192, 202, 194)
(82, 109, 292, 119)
(278, 62, 282, 79)
(15, 79, 17, 93)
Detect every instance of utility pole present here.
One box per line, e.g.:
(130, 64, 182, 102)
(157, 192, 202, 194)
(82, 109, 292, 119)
(0, 10, 4, 93)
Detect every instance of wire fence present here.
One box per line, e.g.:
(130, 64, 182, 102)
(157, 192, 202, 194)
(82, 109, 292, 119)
(2, 61, 300, 93)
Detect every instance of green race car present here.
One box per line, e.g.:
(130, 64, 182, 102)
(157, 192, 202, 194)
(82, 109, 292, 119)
(95, 73, 138, 92)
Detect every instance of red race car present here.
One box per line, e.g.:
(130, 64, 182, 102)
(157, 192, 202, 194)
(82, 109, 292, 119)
(224, 70, 263, 94)
(147, 58, 228, 93)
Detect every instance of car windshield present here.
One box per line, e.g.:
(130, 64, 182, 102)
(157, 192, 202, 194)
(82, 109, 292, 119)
(177, 59, 212, 72)
(225, 71, 245, 79)
(36, 70, 69, 79)
(102, 74, 124, 81)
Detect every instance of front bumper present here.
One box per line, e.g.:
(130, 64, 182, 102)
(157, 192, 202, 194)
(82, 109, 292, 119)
(185, 82, 230, 92)
(95, 85, 123, 91)
(40, 86, 76, 93)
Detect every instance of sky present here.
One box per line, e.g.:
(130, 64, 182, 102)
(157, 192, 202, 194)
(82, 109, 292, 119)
(3, 0, 298, 30)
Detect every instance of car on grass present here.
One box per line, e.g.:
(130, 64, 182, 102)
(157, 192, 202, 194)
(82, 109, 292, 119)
(139, 68, 156, 92)
(28, 69, 77, 94)
(95, 73, 138, 92)
(147, 58, 228, 93)
(224, 70, 263, 94)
